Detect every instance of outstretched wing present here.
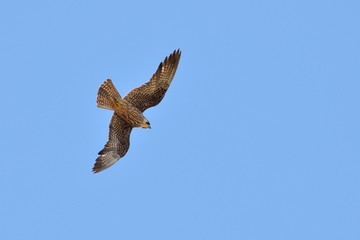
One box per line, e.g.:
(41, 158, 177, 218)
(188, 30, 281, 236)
(124, 49, 181, 112)
(93, 113, 133, 173)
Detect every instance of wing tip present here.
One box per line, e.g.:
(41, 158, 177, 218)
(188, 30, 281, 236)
(92, 160, 103, 173)
(92, 157, 111, 174)
(170, 48, 182, 60)
(92, 156, 106, 173)
(92, 148, 122, 173)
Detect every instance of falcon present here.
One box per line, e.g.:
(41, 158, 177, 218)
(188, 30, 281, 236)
(93, 49, 181, 173)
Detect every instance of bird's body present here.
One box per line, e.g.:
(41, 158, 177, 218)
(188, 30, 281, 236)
(93, 49, 181, 173)
(97, 80, 150, 128)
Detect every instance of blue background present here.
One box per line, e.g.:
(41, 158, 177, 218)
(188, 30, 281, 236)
(1, 1, 359, 239)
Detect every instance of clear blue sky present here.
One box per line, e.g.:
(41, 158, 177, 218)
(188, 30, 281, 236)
(1, 1, 359, 239)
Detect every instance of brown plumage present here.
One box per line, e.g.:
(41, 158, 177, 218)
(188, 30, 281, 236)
(93, 49, 181, 173)
(97, 79, 150, 128)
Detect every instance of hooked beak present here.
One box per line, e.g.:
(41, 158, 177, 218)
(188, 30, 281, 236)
(144, 121, 151, 129)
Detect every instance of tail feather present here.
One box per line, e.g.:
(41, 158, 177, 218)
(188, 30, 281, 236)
(97, 79, 122, 110)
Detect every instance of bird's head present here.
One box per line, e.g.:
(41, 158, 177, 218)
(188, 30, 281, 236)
(141, 120, 151, 129)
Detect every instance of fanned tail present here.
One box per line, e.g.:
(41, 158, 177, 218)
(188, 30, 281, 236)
(97, 79, 122, 110)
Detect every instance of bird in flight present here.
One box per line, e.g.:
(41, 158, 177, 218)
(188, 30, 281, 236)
(93, 49, 181, 173)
